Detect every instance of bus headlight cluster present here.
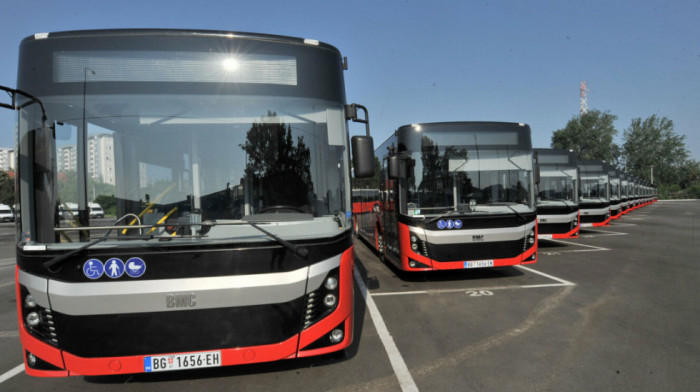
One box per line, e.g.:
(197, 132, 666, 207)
(303, 269, 341, 329)
(409, 232, 429, 256)
(524, 228, 536, 250)
(410, 234, 419, 251)
(20, 286, 58, 346)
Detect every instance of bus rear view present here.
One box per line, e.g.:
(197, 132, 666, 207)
(3, 29, 374, 377)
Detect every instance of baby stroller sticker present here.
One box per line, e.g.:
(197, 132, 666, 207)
(126, 257, 146, 278)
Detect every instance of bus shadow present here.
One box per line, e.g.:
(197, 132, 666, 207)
(389, 265, 524, 283)
(353, 235, 524, 284)
(84, 277, 368, 384)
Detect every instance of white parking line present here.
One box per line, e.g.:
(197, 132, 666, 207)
(579, 228, 629, 237)
(0, 364, 24, 384)
(545, 238, 610, 250)
(354, 268, 419, 392)
(515, 265, 575, 286)
(370, 265, 574, 298)
(371, 282, 573, 297)
(0, 330, 19, 338)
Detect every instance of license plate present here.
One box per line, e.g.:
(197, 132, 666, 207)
(464, 260, 494, 269)
(144, 350, 221, 372)
(580, 223, 593, 227)
(538, 234, 553, 239)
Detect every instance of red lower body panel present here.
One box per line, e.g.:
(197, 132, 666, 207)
(16, 248, 355, 377)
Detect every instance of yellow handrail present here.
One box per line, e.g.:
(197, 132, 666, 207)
(122, 183, 177, 234)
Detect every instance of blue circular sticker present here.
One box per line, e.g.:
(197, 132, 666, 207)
(125, 257, 146, 278)
(104, 258, 125, 279)
(454, 219, 463, 229)
(83, 259, 104, 280)
(446, 220, 454, 229)
(437, 220, 446, 229)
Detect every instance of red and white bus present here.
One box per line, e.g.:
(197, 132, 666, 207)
(354, 122, 538, 271)
(607, 165, 623, 220)
(578, 160, 611, 227)
(1, 29, 374, 377)
(534, 148, 580, 239)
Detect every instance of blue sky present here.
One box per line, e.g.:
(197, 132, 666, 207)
(1, 0, 698, 161)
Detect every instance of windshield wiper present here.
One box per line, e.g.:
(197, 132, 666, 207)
(249, 222, 309, 258)
(240, 217, 309, 258)
(483, 202, 528, 222)
(427, 209, 468, 224)
(44, 213, 158, 270)
(540, 198, 576, 207)
(44, 233, 152, 271)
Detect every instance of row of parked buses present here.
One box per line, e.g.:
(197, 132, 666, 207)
(0, 29, 657, 378)
(536, 149, 657, 239)
(352, 122, 658, 272)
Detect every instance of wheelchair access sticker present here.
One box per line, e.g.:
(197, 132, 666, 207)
(83, 259, 104, 279)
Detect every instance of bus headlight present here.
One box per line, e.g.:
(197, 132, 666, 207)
(324, 276, 338, 291)
(329, 328, 344, 344)
(26, 312, 41, 327)
(324, 294, 337, 308)
(25, 294, 37, 308)
(27, 352, 37, 367)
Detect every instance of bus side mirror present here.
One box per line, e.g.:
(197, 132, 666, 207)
(351, 135, 375, 178)
(388, 155, 400, 179)
(534, 163, 540, 185)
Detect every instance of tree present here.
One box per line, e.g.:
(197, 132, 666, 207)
(0, 170, 14, 205)
(94, 194, 116, 217)
(621, 115, 699, 198)
(551, 110, 620, 165)
(240, 112, 313, 208)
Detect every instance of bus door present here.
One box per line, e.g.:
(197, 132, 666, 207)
(382, 158, 400, 264)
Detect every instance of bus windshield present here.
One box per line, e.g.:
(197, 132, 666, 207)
(16, 34, 351, 245)
(580, 176, 609, 200)
(400, 125, 534, 215)
(539, 169, 576, 202)
(579, 163, 609, 201)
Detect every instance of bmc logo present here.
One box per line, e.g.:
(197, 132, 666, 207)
(472, 235, 484, 242)
(166, 293, 197, 308)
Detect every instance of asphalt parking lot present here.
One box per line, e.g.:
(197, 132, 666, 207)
(0, 200, 698, 391)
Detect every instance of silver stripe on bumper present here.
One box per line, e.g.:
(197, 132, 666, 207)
(18, 255, 341, 316)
